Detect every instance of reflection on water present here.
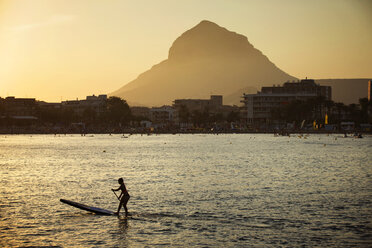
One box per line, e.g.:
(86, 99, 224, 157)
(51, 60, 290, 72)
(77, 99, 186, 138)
(116, 218, 129, 247)
(0, 134, 371, 247)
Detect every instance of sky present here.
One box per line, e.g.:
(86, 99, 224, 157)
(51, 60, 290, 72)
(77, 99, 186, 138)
(0, 0, 371, 102)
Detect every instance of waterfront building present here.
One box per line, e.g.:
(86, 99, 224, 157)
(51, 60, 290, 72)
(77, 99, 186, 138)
(241, 79, 332, 125)
(150, 106, 174, 123)
(173, 95, 223, 113)
(130, 106, 151, 120)
(38, 101, 62, 111)
(1, 97, 37, 116)
(0, 97, 38, 125)
(173, 95, 240, 124)
(260, 79, 331, 100)
(62, 94, 107, 116)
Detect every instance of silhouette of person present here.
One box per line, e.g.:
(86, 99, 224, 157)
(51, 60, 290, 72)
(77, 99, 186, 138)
(112, 178, 130, 216)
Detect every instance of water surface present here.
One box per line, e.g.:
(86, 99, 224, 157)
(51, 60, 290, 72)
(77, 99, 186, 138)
(0, 134, 371, 247)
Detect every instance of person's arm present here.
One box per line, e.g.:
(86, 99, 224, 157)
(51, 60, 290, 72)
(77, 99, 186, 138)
(118, 184, 126, 198)
(112, 186, 120, 191)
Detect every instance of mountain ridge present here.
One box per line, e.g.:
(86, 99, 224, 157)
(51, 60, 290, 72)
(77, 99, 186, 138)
(111, 20, 297, 106)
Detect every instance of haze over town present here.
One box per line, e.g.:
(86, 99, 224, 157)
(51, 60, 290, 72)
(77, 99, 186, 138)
(1, 0, 371, 102)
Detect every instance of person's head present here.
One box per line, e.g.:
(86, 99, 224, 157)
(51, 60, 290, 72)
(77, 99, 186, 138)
(118, 178, 124, 184)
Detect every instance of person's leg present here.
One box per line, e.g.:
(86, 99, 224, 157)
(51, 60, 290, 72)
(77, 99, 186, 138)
(123, 195, 130, 216)
(116, 201, 123, 215)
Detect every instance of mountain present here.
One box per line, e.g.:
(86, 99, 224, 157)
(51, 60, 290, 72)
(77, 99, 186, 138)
(224, 86, 257, 106)
(111, 20, 297, 106)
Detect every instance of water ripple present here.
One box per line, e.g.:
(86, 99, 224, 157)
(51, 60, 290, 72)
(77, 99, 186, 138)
(0, 134, 371, 247)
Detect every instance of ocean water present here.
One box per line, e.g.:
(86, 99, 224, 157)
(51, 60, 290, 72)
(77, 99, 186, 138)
(0, 133, 371, 247)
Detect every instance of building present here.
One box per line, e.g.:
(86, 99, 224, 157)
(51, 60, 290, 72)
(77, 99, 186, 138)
(173, 95, 223, 124)
(172, 95, 240, 124)
(173, 95, 223, 113)
(241, 79, 332, 125)
(0, 97, 38, 125)
(131, 106, 151, 120)
(368, 80, 372, 101)
(38, 101, 61, 110)
(173, 95, 223, 123)
(62, 94, 107, 117)
(1, 97, 37, 116)
(150, 106, 174, 123)
(261, 79, 331, 100)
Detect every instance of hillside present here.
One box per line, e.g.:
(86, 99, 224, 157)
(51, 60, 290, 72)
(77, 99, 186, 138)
(111, 20, 296, 106)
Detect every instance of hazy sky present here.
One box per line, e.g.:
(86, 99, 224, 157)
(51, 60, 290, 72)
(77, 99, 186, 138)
(1, 0, 371, 102)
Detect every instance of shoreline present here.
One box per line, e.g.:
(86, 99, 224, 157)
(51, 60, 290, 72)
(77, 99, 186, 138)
(0, 129, 370, 135)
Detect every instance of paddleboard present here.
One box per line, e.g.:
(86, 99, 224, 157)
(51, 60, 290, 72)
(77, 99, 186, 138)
(60, 199, 114, 215)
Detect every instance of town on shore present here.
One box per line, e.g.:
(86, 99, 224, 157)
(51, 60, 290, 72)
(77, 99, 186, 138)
(1, 79, 371, 135)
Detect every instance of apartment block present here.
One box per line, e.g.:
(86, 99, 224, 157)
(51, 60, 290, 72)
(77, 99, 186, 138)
(241, 79, 332, 124)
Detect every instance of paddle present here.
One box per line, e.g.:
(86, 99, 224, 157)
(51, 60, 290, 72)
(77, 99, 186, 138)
(112, 189, 120, 201)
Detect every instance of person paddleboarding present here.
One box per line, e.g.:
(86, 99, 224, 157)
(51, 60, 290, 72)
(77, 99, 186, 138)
(112, 177, 130, 216)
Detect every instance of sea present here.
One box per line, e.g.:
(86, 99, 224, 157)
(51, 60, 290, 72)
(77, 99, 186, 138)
(0, 133, 371, 247)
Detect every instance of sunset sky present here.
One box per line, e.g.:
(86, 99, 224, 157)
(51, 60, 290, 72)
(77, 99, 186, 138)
(0, 0, 371, 102)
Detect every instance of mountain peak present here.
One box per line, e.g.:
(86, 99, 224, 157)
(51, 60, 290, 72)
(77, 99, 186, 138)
(112, 21, 296, 106)
(168, 20, 257, 61)
(195, 20, 221, 28)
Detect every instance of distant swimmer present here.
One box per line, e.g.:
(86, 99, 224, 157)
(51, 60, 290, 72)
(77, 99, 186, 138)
(112, 178, 130, 216)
